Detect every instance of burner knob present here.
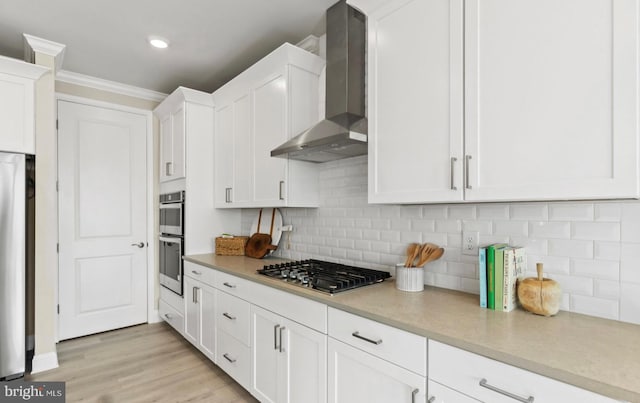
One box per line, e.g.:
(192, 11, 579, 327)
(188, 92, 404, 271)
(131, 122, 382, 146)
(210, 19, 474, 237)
(300, 275, 309, 284)
(289, 270, 299, 279)
(281, 269, 290, 278)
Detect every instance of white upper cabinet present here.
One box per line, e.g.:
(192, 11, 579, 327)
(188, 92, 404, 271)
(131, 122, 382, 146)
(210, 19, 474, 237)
(0, 56, 48, 154)
(213, 43, 325, 208)
(154, 87, 213, 183)
(465, 0, 639, 201)
(358, 0, 640, 203)
(365, 0, 464, 204)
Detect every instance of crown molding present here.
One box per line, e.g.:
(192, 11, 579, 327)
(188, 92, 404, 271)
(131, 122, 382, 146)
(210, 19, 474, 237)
(0, 54, 49, 79)
(56, 70, 167, 102)
(23, 34, 66, 71)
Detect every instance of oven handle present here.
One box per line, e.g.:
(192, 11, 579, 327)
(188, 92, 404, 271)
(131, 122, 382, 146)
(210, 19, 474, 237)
(159, 236, 182, 244)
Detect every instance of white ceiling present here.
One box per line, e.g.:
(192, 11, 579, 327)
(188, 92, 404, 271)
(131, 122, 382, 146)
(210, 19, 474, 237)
(0, 0, 335, 94)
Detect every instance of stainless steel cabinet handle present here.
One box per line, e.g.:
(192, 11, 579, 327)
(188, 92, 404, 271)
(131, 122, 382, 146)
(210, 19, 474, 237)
(192, 287, 199, 304)
(223, 282, 236, 289)
(274, 325, 280, 350)
(351, 331, 382, 345)
(279, 181, 285, 200)
(225, 187, 231, 203)
(450, 157, 457, 190)
(411, 389, 419, 403)
(164, 313, 173, 320)
(465, 155, 472, 189)
(479, 379, 534, 403)
(427, 397, 435, 403)
(166, 162, 172, 176)
(279, 326, 285, 353)
(222, 312, 236, 320)
(131, 242, 144, 248)
(222, 353, 236, 363)
(191, 270, 201, 275)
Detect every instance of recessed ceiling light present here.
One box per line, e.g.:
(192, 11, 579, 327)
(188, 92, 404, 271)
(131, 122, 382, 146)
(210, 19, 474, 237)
(149, 36, 169, 49)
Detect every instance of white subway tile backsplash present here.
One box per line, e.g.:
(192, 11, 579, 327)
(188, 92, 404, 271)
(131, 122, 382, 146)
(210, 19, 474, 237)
(620, 283, 640, 325)
(529, 221, 570, 239)
(259, 156, 640, 324)
(548, 239, 594, 258)
(549, 203, 594, 221)
(620, 243, 640, 284)
(477, 204, 509, 219)
(571, 259, 619, 281)
(494, 220, 528, 237)
(621, 204, 640, 242)
(595, 203, 622, 222)
(570, 295, 619, 320)
(594, 241, 621, 260)
(571, 222, 620, 241)
(510, 204, 548, 220)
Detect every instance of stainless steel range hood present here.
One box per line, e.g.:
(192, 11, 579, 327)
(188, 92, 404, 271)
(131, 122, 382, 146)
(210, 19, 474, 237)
(271, 0, 367, 163)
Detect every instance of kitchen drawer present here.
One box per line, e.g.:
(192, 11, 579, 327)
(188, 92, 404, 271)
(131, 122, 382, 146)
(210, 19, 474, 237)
(216, 290, 251, 346)
(428, 379, 480, 403)
(217, 329, 251, 391)
(428, 340, 619, 403)
(159, 300, 184, 335)
(184, 261, 216, 287)
(250, 281, 327, 333)
(328, 307, 426, 376)
(214, 270, 253, 300)
(160, 286, 184, 314)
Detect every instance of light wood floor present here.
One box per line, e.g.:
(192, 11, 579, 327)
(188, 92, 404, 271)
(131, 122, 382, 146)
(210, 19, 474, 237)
(27, 323, 258, 403)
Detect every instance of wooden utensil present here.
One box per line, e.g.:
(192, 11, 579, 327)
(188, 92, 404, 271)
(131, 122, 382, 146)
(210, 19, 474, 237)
(245, 209, 277, 259)
(416, 246, 444, 267)
(404, 243, 421, 267)
(517, 263, 561, 316)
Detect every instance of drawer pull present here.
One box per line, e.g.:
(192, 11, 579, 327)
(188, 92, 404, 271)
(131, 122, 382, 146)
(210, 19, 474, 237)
(223, 312, 236, 320)
(411, 389, 419, 403)
(164, 313, 173, 320)
(427, 397, 435, 403)
(352, 331, 382, 345)
(222, 353, 236, 363)
(274, 325, 280, 350)
(479, 379, 534, 403)
(223, 282, 236, 289)
(191, 270, 202, 275)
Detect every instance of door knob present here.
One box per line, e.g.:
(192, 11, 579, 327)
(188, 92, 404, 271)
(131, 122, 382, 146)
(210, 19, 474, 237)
(131, 242, 145, 248)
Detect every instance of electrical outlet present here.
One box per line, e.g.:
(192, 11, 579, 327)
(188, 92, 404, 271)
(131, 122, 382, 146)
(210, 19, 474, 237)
(462, 231, 479, 256)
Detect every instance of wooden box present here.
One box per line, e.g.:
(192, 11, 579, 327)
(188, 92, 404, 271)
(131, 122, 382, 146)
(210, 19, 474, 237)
(215, 236, 249, 256)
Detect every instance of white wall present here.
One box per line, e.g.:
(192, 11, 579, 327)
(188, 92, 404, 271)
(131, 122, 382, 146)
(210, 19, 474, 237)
(242, 155, 640, 325)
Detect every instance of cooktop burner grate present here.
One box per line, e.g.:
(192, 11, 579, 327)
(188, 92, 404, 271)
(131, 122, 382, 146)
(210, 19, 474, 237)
(258, 259, 391, 294)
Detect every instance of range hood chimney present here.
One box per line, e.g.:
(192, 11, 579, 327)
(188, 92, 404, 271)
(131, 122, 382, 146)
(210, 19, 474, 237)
(271, 0, 367, 163)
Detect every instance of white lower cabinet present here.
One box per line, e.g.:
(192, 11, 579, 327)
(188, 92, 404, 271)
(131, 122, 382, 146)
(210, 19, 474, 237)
(251, 305, 327, 403)
(328, 338, 426, 403)
(428, 340, 618, 403)
(217, 327, 251, 390)
(183, 274, 216, 361)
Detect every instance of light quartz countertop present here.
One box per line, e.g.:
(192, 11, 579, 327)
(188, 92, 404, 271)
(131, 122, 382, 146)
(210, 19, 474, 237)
(185, 253, 640, 402)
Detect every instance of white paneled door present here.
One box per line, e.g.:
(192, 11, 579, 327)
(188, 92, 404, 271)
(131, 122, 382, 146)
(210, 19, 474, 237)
(57, 100, 148, 340)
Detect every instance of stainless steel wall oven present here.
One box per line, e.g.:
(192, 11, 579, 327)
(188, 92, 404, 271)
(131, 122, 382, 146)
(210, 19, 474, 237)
(159, 191, 184, 295)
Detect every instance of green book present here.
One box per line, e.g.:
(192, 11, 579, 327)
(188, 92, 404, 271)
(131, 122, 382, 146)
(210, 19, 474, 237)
(486, 244, 507, 310)
(494, 245, 509, 312)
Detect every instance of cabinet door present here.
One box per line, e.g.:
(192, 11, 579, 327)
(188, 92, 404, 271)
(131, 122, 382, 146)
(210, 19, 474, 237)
(232, 93, 253, 205)
(367, 0, 464, 204)
(0, 73, 35, 154)
(328, 338, 426, 403)
(428, 380, 480, 403)
(280, 316, 327, 403)
(251, 305, 280, 403)
(465, 0, 640, 201)
(199, 284, 216, 361)
(159, 115, 172, 182)
(214, 103, 234, 207)
(183, 276, 199, 346)
(253, 70, 288, 206)
(170, 105, 186, 180)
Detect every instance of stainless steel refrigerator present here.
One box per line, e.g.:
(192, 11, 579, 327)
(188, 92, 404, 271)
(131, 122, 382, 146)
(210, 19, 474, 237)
(0, 151, 27, 380)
